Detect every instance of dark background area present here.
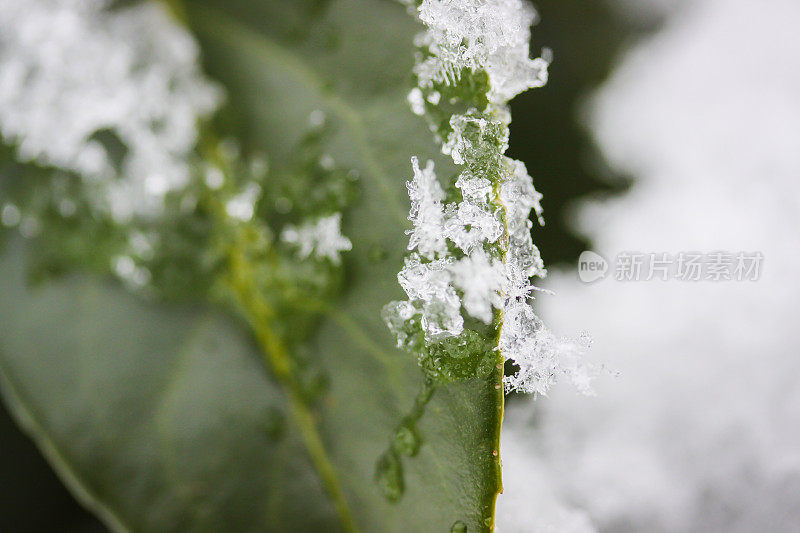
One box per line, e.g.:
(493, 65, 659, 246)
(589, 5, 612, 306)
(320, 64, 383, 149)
(0, 1, 651, 530)
(507, 1, 650, 267)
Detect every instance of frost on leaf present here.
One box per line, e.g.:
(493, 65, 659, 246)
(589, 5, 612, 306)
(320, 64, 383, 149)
(415, 0, 550, 103)
(444, 201, 504, 254)
(281, 213, 352, 265)
(385, 0, 594, 395)
(442, 110, 509, 167)
(0, 0, 222, 221)
(398, 254, 463, 339)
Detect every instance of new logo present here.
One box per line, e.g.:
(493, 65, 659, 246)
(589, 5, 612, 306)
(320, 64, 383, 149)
(578, 251, 608, 283)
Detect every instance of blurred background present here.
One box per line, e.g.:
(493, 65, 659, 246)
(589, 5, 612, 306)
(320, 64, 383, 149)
(499, 0, 800, 531)
(3, 0, 800, 531)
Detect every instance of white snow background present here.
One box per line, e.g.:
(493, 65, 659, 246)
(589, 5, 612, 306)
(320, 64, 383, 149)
(498, 0, 800, 530)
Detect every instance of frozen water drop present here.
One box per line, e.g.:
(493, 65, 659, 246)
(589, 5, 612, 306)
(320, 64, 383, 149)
(450, 520, 467, 533)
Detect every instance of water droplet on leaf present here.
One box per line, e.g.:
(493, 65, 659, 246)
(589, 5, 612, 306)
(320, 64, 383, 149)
(375, 449, 404, 502)
(392, 422, 421, 457)
(450, 520, 467, 533)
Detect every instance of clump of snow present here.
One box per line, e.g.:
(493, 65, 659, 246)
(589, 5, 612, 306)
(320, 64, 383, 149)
(500, 158, 545, 281)
(281, 213, 352, 265)
(397, 151, 508, 338)
(449, 249, 504, 324)
(398, 254, 464, 339)
(500, 301, 594, 396)
(415, 0, 550, 103)
(0, 0, 222, 221)
(501, 0, 800, 530)
(406, 156, 448, 260)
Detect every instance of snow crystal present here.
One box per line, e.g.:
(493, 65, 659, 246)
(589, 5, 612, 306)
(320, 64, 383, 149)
(500, 300, 594, 396)
(281, 213, 352, 265)
(397, 254, 463, 339)
(443, 201, 503, 254)
(449, 249, 504, 324)
(502, 158, 544, 227)
(501, 158, 546, 279)
(406, 156, 448, 260)
(0, 0, 222, 220)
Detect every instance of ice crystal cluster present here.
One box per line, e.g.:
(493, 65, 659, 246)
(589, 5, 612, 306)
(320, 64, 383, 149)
(414, 0, 550, 103)
(385, 0, 593, 394)
(0, 0, 222, 220)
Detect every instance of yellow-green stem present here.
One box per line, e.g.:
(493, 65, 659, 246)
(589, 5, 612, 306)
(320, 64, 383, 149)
(225, 232, 358, 533)
(195, 127, 359, 531)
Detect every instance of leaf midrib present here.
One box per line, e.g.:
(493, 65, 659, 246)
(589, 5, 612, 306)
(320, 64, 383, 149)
(184, 5, 429, 530)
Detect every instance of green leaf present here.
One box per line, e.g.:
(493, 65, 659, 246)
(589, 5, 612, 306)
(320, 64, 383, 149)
(0, 1, 504, 531)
